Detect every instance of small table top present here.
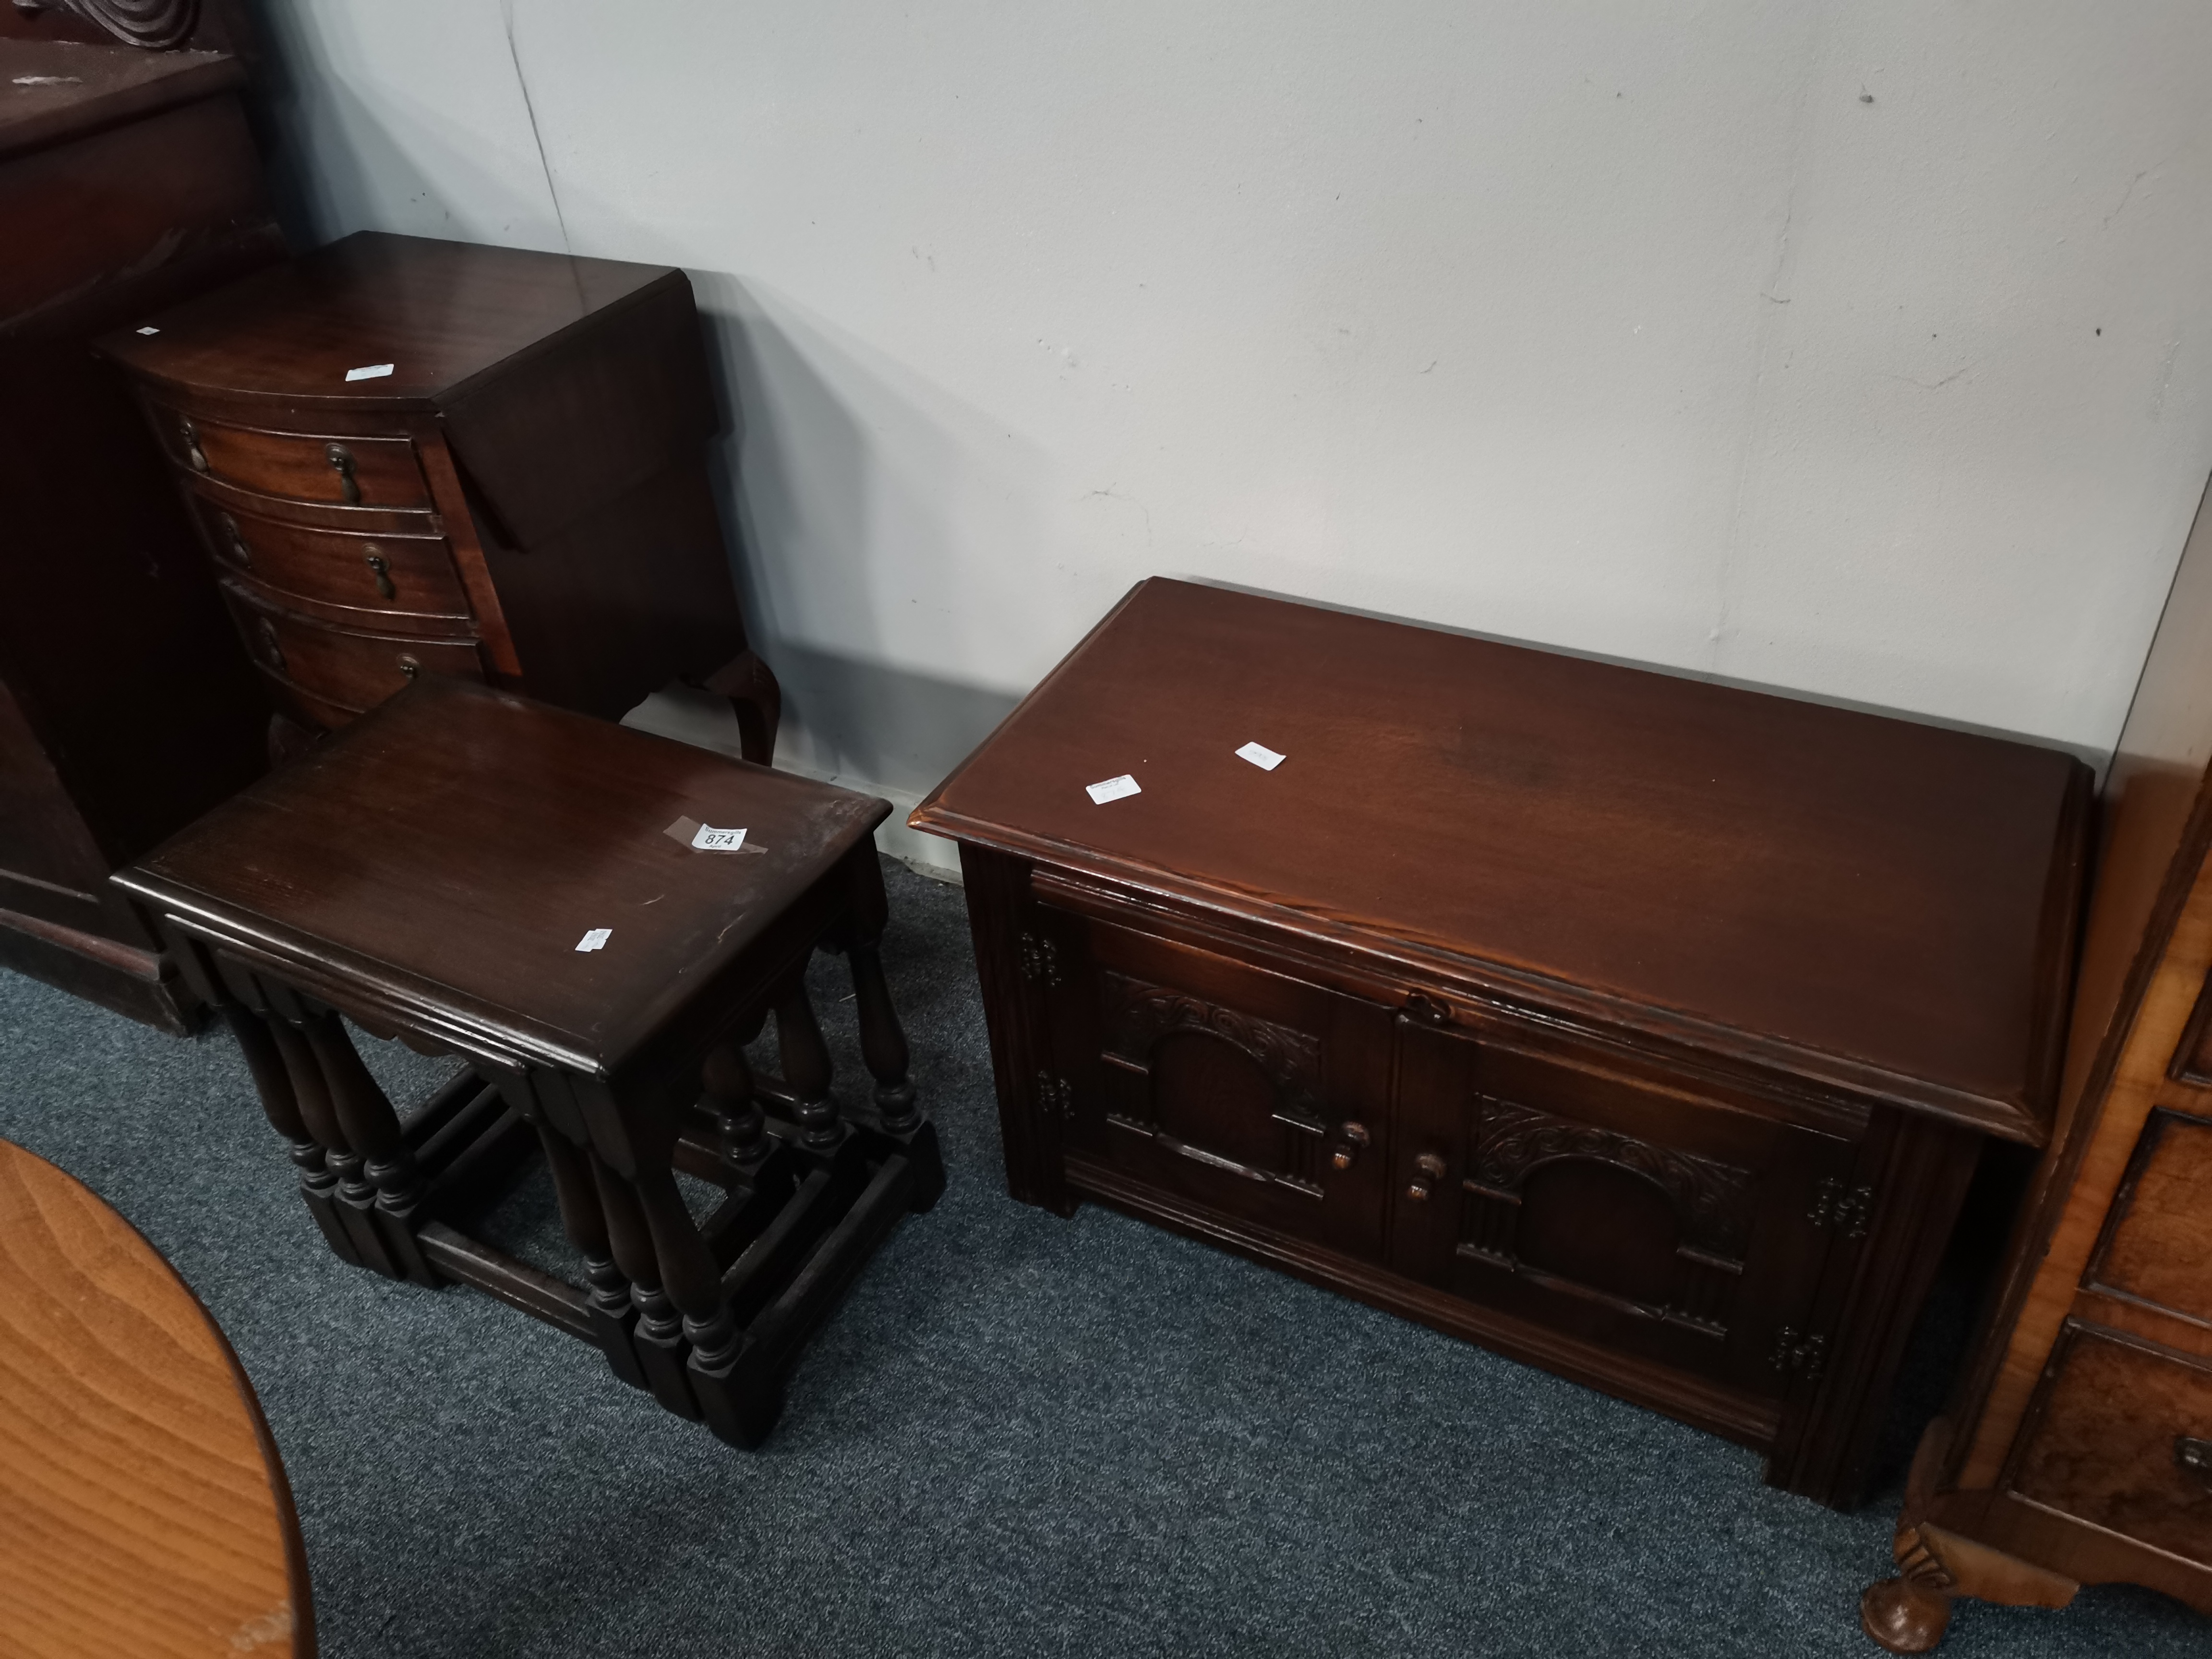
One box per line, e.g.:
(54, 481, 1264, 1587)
(95, 230, 678, 411)
(0, 1138, 309, 1658)
(115, 677, 889, 1075)
(913, 579, 2090, 1139)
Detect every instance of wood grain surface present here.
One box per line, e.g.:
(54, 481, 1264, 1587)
(915, 578, 2089, 1138)
(0, 1138, 310, 1657)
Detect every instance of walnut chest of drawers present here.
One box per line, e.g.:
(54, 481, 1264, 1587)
(96, 231, 779, 761)
(912, 578, 2091, 1508)
(1863, 482, 2212, 1649)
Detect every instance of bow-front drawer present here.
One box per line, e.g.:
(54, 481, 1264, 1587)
(156, 405, 431, 512)
(218, 580, 485, 727)
(195, 501, 472, 633)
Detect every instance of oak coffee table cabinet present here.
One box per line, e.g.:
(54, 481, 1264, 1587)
(913, 578, 2090, 1508)
(94, 231, 782, 765)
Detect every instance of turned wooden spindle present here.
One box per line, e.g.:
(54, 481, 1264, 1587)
(702, 1044, 767, 1169)
(845, 940, 918, 1132)
(264, 1016, 389, 1275)
(774, 982, 842, 1152)
(301, 1011, 433, 1285)
(590, 1151, 698, 1419)
(529, 1116, 645, 1389)
(631, 1163, 740, 1370)
(223, 1007, 352, 1261)
(842, 852, 920, 1131)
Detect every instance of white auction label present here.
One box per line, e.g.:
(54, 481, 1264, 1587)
(1086, 774, 1142, 805)
(690, 824, 746, 852)
(344, 362, 395, 382)
(1236, 741, 1286, 771)
(575, 927, 612, 952)
(136, 325, 160, 336)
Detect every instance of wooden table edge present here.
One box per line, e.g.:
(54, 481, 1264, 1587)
(907, 804, 2053, 1147)
(0, 1139, 316, 1657)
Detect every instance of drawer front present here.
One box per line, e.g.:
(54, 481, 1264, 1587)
(1391, 1020, 1858, 1398)
(1037, 907, 1396, 1260)
(219, 582, 484, 721)
(196, 501, 471, 629)
(157, 406, 430, 511)
(2010, 1322, 2212, 1567)
(2086, 1107, 2212, 1325)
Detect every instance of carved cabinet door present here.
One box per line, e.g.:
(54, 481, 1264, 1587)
(1389, 1017, 1863, 1403)
(1033, 906, 1397, 1261)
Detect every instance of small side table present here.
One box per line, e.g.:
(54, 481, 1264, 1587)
(0, 1137, 312, 1658)
(115, 676, 942, 1449)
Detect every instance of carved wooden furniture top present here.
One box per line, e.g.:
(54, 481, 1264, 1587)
(914, 578, 2091, 1142)
(0, 1136, 310, 1655)
(113, 674, 886, 1072)
(0, 37, 237, 159)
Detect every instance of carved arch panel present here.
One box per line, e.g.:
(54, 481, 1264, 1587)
(1457, 1094, 1755, 1340)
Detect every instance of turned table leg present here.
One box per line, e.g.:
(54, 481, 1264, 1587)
(775, 979, 844, 1153)
(224, 1007, 354, 1263)
(841, 849, 944, 1210)
(263, 1017, 388, 1274)
(302, 1011, 434, 1286)
(704, 1044, 769, 1172)
(591, 1150, 699, 1419)
(531, 1117, 647, 1390)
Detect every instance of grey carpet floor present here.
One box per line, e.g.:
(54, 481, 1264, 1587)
(1, 858, 2202, 1658)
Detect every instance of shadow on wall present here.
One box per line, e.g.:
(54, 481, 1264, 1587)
(685, 271, 1044, 799)
(626, 650, 1016, 805)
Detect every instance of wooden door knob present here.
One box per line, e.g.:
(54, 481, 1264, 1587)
(1328, 1122, 1370, 1171)
(1407, 1151, 1447, 1201)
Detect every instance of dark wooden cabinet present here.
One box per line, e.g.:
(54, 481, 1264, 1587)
(96, 232, 781, 761)
(0, 32, 283, 1031)
(915, 578, 2091, 1508)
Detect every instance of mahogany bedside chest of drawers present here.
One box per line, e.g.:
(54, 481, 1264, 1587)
(95, 231, 781, 762)
(911, 578, 2091, 1508)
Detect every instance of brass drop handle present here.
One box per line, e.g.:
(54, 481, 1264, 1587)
(180, 417, 208, 473)
(254, 616, 284, 673)
(397, 653, 421, 683)
(2180, 1436, 2212, 1487)
(325, 442, 360, 504)
(1329, 1122, 1370, 1171)
(218, 512, 250, 568)
(1407, 1151, 1447, 1202)
(364, 550, 395, 599)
